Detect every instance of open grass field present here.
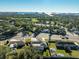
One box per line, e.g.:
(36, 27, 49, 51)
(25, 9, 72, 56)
(32, 18, 39, 23)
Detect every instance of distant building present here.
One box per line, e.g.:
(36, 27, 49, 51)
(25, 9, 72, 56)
(9, 39, 25, 48)
(41, 29, 49, 33)
(0, 20, 4, 22)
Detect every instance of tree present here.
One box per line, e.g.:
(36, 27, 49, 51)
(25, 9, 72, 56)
(19, 46, 43, 59)
(0, 45, 11, 59)
(25, 38, 31, 45)
(6, 50, 18, 59)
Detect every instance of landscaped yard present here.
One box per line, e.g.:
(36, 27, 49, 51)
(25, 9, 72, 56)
(48, 42, 79, 58)
(48, 42, 56, 48)
(48, 42, 68, 56)
(71, 50, 79, 58)
(56, 49, 69, 57)
(43, 50, 50, 57)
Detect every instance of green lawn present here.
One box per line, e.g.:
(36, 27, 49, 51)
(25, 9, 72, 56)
(48, 42, 79, 58)
(49, 43, 56, 48)
(56, 49, 70, 57)
(43, 50, 50, 57)
(71, 50, 79, 58)
(32, 18, 39, 23)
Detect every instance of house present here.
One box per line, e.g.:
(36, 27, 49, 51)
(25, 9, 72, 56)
(9, 39, 25, 48)
(0, 20, 4, 22)
(31, 38, 47, 51)
(56, 41, 79, 50)
(41, 29, 49, 33)
(61, 35, 69, 39)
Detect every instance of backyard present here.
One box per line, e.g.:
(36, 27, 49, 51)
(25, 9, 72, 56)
(48, 41, 79, 58)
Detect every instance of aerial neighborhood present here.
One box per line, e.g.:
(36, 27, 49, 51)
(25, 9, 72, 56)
(0, 12, 79, 59)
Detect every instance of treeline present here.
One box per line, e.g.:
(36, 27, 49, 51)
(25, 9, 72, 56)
(0, 45, 43, 59)
(52, 14, 79, 31)
(0, 13, 79, 40)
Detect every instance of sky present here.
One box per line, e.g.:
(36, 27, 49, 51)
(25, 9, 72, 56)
(0, 0, 79, 13)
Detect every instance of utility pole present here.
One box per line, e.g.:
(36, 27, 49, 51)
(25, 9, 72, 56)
(49, 18, 52, 42)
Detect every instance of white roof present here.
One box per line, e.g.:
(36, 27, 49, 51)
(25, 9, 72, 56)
(10, 39, 20, 42)
(32, 44, 41, 47)
(42, 38, 45, 42)
(74, 42, 79, 46)
(31, 38, 39, 42)
(57, 53, 64, 57)
(0, 20, 3, 21)
(10, 44, 15, 48)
